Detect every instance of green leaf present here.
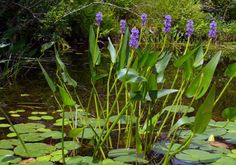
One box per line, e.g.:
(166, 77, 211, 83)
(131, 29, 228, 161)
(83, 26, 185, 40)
(68, 128, 84, 137)
(119, 28, 129, 70)
(156, 52, 171, 83)
(14, 143, 55, 157)
(58, 85, 76, 106)
(225, 63, 236, 78)
(175, 149, 221, 163)
(174, 47, 199, 67)
(186, 51, 221, 99)
(169, 116, 194, 135)
(192, 85, 215, 134)
(222, 107, 236, 121)
(89, 25, 100, 66)
(162, 105, 194, 114)
(193, 45, 204, 67)
(41, 41, 54, 53)
(38, 62, 56, 93)
(61, 70, 77, 87)
(117, 68, 147, 83)
(108, 37, 116, 63)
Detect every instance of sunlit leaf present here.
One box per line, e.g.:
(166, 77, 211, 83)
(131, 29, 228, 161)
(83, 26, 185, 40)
(192, 85, 215, 134)
(58, 85, 76, 106)
(108, 37, 116, 63)
(186, 51, 221, 99)
(222, 107, 236, 121)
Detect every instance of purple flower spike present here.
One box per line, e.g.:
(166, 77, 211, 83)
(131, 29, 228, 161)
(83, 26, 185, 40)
(141, 13, 147, 26)
(163, 15, 172, 33)
(129, 27, 140, 49)
(186, 20, 194, 37)
(120, 19, 126, 34)
(95, 12, 103, 26)
(208, 20, 217, 39)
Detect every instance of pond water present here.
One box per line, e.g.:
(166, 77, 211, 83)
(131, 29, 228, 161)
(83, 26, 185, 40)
(1, 47, 236, 164)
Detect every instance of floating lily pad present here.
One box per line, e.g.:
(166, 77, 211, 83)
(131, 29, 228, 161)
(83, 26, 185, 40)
(0, 139, 20, 149)
(40, 131, 64, 139)
(0, 124, 11, 128)
(32, 112, 39, 115)
(65, 156, 100, 164)
(77, 128, 103, 139)
(10, 114, 20, 117)
(37, 128, 51, 132)
(175, 149, 221, 164)
(14, 143, 56, 157)
(0, 149, 14, 156)
(162, 105, 194, 113)
(0, 117, 5, 120)
(16, 109, 25, 113)
(39, 112, 48, 115)
(9, 123, 45, 133)
(109, 115, 136, 125)
(20, 132, 47, 142)
(8, 111, 17, 114)
(102, 159, 128, 165)
(0, 155, 21, 164)
(152, 142, 182, 155)
(41, 116, 54, 120)
(108, 148, 148, 164)
(7, 133, 17, 138)
(55, 141, 80, 150)
(87, 118, 105, 127)
(25, 161, 53, 165)
(37, 155, 51, 162)
(222, 133, 236, 144)
(28, 116, 42, 120)
(50, 150, 68, 162)
(54, 118, 72, 126)
(212, 156, 236, 164)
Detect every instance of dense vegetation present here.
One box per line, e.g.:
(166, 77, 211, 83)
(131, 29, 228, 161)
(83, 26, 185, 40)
(0, 1, 236, 165)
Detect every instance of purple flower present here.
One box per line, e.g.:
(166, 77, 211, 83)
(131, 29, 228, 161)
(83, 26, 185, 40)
(163, 15, 172, 33)
(186, 20, 194, 37)
(95, 12, 103, 26)
(120, 19, 126, 34)
(141, 13, 147, 26)
(208, 20, 217, 39)
(129, 27, 140, 49)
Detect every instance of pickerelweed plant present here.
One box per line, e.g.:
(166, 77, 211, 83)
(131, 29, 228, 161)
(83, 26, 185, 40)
(38, 12, 236, 164)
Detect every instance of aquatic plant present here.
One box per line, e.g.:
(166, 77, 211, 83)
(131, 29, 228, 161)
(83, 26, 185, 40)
(163, 15, 172, 33)
(208, 20, 217, 39)
(1, 10, 234, 165)
(141, 13, 147, 26)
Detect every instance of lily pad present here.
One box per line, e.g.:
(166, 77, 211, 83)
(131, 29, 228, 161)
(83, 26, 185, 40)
(0, 124, 11, 128)
(53, 118, 72, 126)
(76, 128, 103, 139)
(0, 149, 14, 156)
(0, 155, 21, 164)
(20, 132, 47, 142)
(10, 114, 20, 117)
(0, 117, 5, 120)
(41, 116, 54, 120)
(6, 133, 17, 138)
(25, 161, 53, 165)
(65, 156, 100, 164)
(175, 149, 221, 164)
(15, 109, 25, 113)
(0, 139, 20, 149)
(28, 116, 42, 120)
(38, 112, 48, 115)
(40, 131, 64, 139)
(162, 105, 194, 113)
(55, 141, 80, 150)
(211, 156, 236, 164)
(108, 148, 148, 164)
(14, 143, 56, 157)
(9, 123, 45, 133)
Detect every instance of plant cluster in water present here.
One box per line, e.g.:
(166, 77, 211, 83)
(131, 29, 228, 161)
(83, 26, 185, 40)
(1, 11, 236, 165)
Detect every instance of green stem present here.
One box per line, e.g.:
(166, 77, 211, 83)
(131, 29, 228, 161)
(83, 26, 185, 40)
(214, 77, 234, 106)
(195, 38, 212, 66)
